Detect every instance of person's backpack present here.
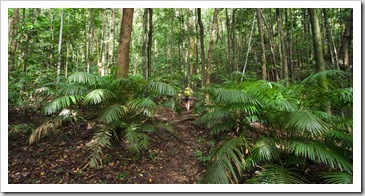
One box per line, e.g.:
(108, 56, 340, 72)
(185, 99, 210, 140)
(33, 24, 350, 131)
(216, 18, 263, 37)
(184, 87, 191, 96)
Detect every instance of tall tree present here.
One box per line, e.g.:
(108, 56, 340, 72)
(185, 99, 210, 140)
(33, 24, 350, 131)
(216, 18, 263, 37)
(147, 8, 153, 79)
(256, 8, 267, 80)
(108, 8, 116, 73)
(141, 8, 148, 79)
(206, 8, 218, 87)
(322, 9, 339, 70)
(197, 8, 206, 88)
(308, 8, 330, 113)
(57, 8, 64, 83)
(341, 9, 352, 69)
(9, 8, 19, 72)
(115, 8, 134, 78)
(276, 8, 289, 86)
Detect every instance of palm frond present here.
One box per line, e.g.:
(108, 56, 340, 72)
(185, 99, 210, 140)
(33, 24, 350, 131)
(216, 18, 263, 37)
(85, 126, 112, 169)
(28, 117, 63, 145)
(288, 139, 352, 172)
(226, 102, 260, 115)
(124, 123, 149, 154)
(301, 69, 348, 86)
(201, 137, 248, 184)
(83, 89, 117, 105)
(324, 129, 353, 147)
(214, 89, 258, 105)
(278, 110, 328, 137)
(336, 87, 353, 105)
(246, 165, 307, 184)
(321, 172, 353, 184)
(128, 98, 157, 117)
(267, 98, 297, 112)
(197, 110, 234, 128)
(146, 81, 177, 96)
(251, 137, 280, 163)
(98, 104, 128, 124)
(57, 85, 88, 96)
(67, 72, 107, 87)
(43, 95, 82, 115)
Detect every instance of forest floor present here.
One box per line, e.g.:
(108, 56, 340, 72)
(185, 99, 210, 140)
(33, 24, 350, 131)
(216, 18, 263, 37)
(8, 105, 211, 184)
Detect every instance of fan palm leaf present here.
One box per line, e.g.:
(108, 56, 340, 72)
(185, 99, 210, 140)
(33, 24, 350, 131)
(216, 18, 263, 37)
(287, 139, 352, 172)
(98, 104, 128, 124)
(128, 98, 157, 116)
(278, 110, 328, 137)
(201, 137, 248, 184)
(246, 165, 307, 184)
(43, 95, 82, 115)
(301, 69, 349, 86)
(251, 137, 280, 163)
(146, 81, 177, 96)
(67, 72, 107, 87)
(124, 123, 149, 154)
(57, 85, 88, 96)
(83, 89, 117, 105)
(321, 172, 353, 184)
(85, 127, 112, 168)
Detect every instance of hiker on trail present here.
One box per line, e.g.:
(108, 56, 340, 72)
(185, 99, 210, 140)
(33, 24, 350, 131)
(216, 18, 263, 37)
(183, 85, 193, 111)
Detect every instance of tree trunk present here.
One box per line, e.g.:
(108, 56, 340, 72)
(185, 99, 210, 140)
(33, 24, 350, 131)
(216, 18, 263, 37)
(256, 8, 267, 80)
(197, 8, 206, 88)
(188, 9, 196, 76)
(308, 8, 330, 114)
(141, 8, 148, 79)
(206, 9, 218, 87)
(322, 9, 339, 70)
(108, 8, 116, 74)
(57, 8, 64, 83)
(276, 8, 289, 86)
(225, 8, 232, 74)
(99, 9, 107, 76)
(115, 8, 134, 79)
(147, 8, 153, 79)
(341, 9, 352, 70)
(9, 8, 19, 72)
(87, 9, 93, 73)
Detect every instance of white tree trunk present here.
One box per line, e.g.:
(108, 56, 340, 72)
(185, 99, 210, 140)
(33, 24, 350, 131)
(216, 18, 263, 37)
(57, 8, 64, 83)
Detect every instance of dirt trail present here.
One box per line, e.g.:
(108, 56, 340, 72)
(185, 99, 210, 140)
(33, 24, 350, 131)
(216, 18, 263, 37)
(8, 107, 209, 184)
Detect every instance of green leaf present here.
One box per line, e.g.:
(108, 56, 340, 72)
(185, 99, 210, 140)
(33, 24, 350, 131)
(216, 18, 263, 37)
(43, 95, 82, 115)
(146, 81, 177, 96)
(321, 172, 353, 184)
(246, 165, 307, 184)
(83, 89, 117, 105)
(98, 104, 128, 124)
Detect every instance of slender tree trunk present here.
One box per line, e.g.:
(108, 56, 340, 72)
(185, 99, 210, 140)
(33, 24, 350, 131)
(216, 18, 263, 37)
(9, 8, 19, 72)
(65, 44, 69, 78)
(87, 9, 93, 73)
(99, 9, 107, 76)
(115, 8, 134, 78)
(308, 8, 330, 114)
(188, 9, 196, 76)
(232, 8, 238, 72)
(322, 9, 339, 70)
(147, 8, 153, 79)
(225, 8, 232, 74)
(141, 8, 148, 79)
(108, 8, 116, 75)
(197, 9, 206, 88)
(256, 8, 267, 80)
(57, 8, 64, 83)
(341, 9, 352, 70)
(276, 8, 289, 86)
(206, 9, 218, 86)
(261, 9, 278, 81)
